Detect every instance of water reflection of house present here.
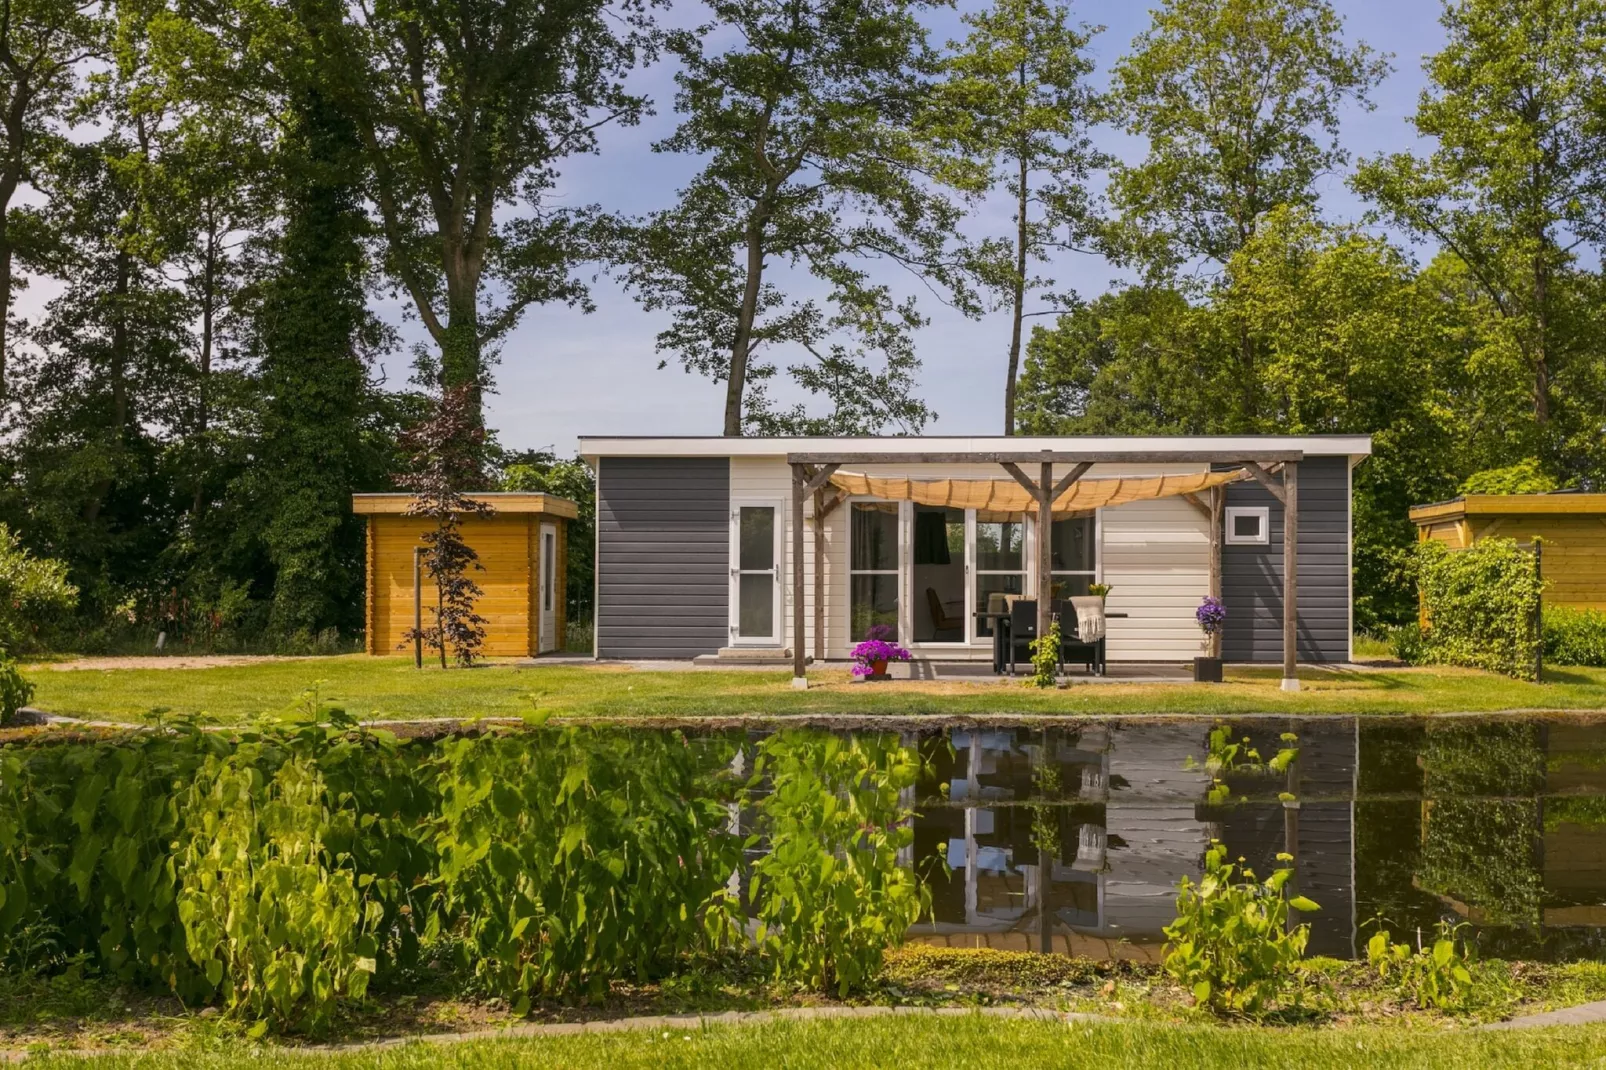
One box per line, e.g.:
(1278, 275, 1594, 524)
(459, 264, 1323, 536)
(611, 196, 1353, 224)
(909, 719, 1362, 961)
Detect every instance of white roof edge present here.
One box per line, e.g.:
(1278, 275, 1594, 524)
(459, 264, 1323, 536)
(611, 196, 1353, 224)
(578, 434, 1373, 460)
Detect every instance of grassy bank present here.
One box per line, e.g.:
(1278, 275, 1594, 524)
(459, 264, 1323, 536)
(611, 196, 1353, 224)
(16, 1013, 1606, 1069)
(21, 656, 1606, 723)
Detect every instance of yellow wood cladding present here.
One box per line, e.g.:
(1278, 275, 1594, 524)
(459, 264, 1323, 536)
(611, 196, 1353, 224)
(1411, 501, 1606, 611)
(364, 513, 567, 656)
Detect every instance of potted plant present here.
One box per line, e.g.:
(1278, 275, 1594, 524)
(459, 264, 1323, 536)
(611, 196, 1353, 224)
(851, 623, 912, 681)
(1194, 595, 1226, 683)
(1089, 583, 1112, 601)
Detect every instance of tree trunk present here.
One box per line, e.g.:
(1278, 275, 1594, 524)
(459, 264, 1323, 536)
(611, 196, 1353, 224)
(1532, 250, 1551, 425)
(1003, 144, 1028, 436)
(725, 208, 768, 437)
(0, 234, 10, 400)
(193, 211, 219, 519)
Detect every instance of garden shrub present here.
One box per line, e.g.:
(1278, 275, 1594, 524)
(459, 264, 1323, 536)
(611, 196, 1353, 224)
(747, 730, 930, 996)
(1543, 606, 1606, 667)
(1412, 538, 1543, 680)
(0, 525, 77, 653)
(1162, 842, 1318, 1016)
(1, 721, 938, 1025)
(1366, 920, 1481, 1012)
(431, 728, 746, 1007)
(0, 657, 33, 725)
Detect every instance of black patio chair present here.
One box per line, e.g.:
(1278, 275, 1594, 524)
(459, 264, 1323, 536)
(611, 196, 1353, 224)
(1055, 597, 1107, 675)
(1007, 599, 1038, 674)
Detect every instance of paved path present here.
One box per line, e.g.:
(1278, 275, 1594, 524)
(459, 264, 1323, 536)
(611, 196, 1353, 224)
(1482, 999, 1606, 1030)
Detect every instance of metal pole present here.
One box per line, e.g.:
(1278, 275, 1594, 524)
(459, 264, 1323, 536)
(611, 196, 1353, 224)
(413, 546, 423, 669)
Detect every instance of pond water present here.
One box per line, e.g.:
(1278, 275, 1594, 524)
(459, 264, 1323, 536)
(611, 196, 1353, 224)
(719, 716, 1606, 963)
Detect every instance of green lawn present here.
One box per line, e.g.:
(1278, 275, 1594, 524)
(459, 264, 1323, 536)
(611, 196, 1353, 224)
(26, 1015, 1606, 1069)
(20, 655, 1606, 722)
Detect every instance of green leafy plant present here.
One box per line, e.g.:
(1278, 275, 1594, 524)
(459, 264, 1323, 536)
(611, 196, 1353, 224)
(1413, 537, 1544, 680)
(1027, 618, 1061, 688)
(1366, 920, 1479, 1011)
(0, 656, 33, 726)
(176, 750, 380, 1033)
(747, 731, 930, 996)
(1188, 725, 1298, 805)
(1162, 842, 1318, 1016)
(1543, 606, 1606, 667)
(1458, 459, 1558, 496)
(431, 728, 744, 1007)
(0, 525, 77, 653)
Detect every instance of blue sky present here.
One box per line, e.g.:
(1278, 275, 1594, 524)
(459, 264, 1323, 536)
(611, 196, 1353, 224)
(388, 1, 1452, 455)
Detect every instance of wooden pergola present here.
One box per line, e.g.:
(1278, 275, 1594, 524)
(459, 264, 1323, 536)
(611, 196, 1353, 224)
(787, 449, 1305, 690)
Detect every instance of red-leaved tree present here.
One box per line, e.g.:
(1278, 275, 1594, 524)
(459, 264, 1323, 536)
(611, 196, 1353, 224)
(397, 385, 491, 667)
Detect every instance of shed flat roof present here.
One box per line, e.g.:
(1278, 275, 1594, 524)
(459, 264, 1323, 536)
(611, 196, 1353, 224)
(578, 434, 1372, 463)
(352, 492, 579, 519)
(1409, 493, 1606, 524)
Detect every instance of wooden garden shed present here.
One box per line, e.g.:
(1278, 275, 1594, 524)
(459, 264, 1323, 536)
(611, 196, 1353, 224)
(354, 492, 578, 657)
(1410, 493, 1606, 610)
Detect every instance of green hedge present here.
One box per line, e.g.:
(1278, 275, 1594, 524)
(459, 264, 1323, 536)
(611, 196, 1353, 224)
(1412, 538, 1543, 680)
(1543, 606, 1606, 667)
(0, 714, 928, 1030)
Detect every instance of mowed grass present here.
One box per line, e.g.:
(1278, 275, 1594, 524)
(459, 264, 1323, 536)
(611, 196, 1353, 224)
(31, 1016, 1606, 1069)
(21, 655, 1606, 722)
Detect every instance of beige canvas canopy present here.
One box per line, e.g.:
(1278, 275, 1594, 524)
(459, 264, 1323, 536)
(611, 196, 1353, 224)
(826, 467, 1246, 516)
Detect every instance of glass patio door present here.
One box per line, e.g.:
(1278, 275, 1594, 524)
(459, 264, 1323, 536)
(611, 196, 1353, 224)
(730, 503, 780, 644)
(973, 513, 1025, 640)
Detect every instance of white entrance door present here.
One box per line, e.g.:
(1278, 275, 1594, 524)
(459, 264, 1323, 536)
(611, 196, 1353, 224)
(538, 523, 557, 653)
(730, 502, 781, 645)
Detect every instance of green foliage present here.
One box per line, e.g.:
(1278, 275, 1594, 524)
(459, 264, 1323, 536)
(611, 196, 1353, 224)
(501, 451, 595, 627)
(1387, 622, 1428, 664)
(1543, 606, 1606, 667)
(175, 750, 380, 1032)
(1413, 538, 1544, 680)
(1106, 0, 1387, 274)
(0, 709, 436, 1030)
(606, 0, 967, 435)
(0, 525, 77, 653)
(924, 0, 1105, 432)
(1366, 921, 1480, 1012)
(0, 657, 34, 726)
(1027, 617, 1061, 688)
(1460, 459, 1559, 496)
(431, 728, 744, 1007)
(1162, 841, 1317, 1016)
(747, 731, 930, 996)
(1189, 725, 1298, 805)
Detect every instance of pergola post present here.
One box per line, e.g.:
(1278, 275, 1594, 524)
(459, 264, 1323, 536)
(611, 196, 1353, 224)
(791, 464, 807, 688)
(1209, 485, 1223, 659)
(1281, 461, 1300, 691)
(1037, 461, 1053, 641)
(812, 487, 827, 665)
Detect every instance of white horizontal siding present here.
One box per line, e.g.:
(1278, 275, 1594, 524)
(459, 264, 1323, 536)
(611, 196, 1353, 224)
(731, 458, 1211, 662)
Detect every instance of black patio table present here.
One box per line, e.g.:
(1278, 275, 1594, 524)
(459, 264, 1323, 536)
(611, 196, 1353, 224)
(974, 607, 1128, 675)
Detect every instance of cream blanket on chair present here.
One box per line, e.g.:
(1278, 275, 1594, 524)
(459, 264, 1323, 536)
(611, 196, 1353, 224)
(1069, 596, 1106, 642)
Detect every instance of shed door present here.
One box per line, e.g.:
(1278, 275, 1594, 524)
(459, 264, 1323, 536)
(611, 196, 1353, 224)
(538, 523, 557, 653)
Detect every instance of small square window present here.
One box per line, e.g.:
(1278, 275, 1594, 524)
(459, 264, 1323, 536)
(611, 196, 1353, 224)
(1225, 506, 1270, 545)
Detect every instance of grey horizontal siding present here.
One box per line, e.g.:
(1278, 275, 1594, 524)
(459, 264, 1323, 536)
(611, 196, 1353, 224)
(597, 457, 730, 658)
(1219, 456, 1352, 664)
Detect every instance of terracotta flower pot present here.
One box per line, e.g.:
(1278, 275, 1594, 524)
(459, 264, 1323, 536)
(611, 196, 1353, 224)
(868, 659, 890, 679)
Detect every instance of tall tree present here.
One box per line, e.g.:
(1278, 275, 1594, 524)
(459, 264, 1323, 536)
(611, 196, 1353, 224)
(0, 0, 106, 397)
(1106, 0, 1387, 277)
(612, 0, 972, 436)
(254, 86, 381, 641)
(305, 0, 653, 428)
(1353, 0, 1606, 477)
(927, 0, 1105, 434)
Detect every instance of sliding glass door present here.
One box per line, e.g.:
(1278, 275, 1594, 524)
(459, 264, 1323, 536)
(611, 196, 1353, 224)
(911, 505, 966, 643)
(850, 501, 901, 641)
(973, 512, 1025, 639)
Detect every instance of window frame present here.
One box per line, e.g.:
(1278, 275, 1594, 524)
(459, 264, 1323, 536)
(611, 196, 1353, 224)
(847, 497, 904, 644)
(1224, 505, 1270, 546)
